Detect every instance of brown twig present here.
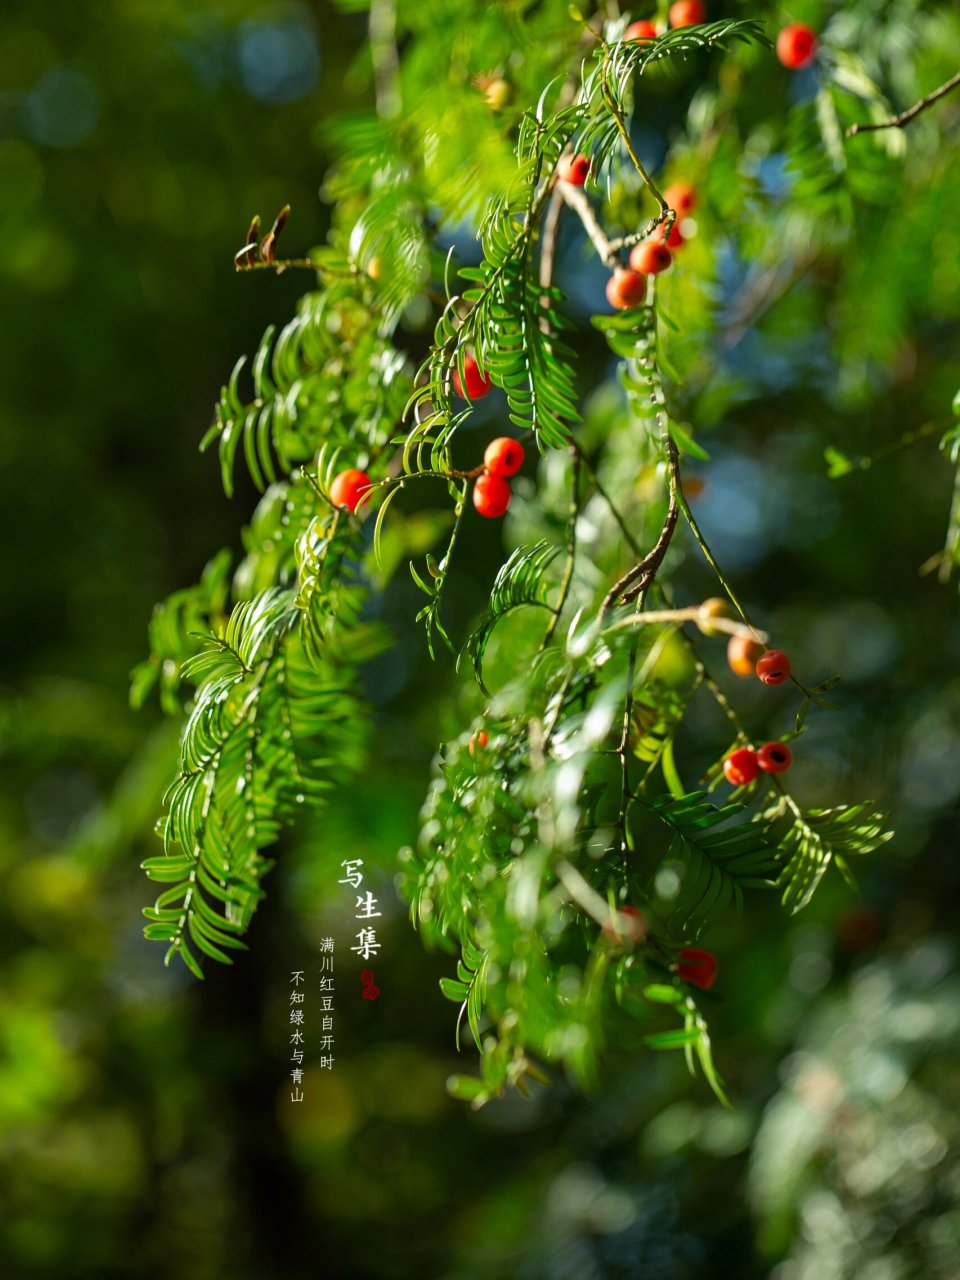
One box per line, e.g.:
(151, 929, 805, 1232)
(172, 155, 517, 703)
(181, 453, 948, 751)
(602, 605, 768, 641)
(539, 186, 566, 292)
(557, 182, 620, 269)
(600, 490, 679, 615)
(235, 257, 319, 275)
(846, 70, 960, 137)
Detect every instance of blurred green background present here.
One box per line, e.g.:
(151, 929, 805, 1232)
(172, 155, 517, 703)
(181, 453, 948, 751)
(2, 1, 960, 1277)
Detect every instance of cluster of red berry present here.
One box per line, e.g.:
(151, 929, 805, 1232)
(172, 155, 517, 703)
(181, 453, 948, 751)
(722, 638, 794, 784)
(623, 0, 707, 40)
(623, 7, 818, 69)
(328, 351, 525, 519)
(473, 436, 526, 517)
(605, 180, 696, 311)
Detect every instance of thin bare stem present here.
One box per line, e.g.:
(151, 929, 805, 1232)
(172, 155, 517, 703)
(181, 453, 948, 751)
(557, 182, 619, 269)
(600, 488, 678, 616)
(539, 186, 565, 293)
(599, 52, 669, 217)
(540, 450, 582, 651)
(673, 477, 757, 632)
(846, 70, 960, 137)
(236, 257, 319, 275)
(603, 606, 767, 641)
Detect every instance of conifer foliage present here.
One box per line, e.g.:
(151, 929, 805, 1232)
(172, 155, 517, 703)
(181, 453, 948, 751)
(134, 0, 960, 1104)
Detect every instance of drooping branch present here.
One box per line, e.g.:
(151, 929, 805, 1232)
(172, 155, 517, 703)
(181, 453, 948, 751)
(846, 69, 960, 137)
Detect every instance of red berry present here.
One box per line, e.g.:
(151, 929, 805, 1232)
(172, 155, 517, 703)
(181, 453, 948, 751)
(468, 729, 489, 757)
(723, 746, 759, 787)
(557, 152, 591, 186)
(484, 436, 525, 478)
(678, 947, 718, 991)
(603, 904, 648, 944)
(657, 219, 686, 249)
(756, 649, 792, 686)
(606, 267, 647, 310)
(669, 0, 705, 28)
(329, 468, 373, 513)
(727, 634, 764, 678)
(630, 240, 672, 275)
(624, 19, 658, 40)
(663, 182, 697, 216)
(757, 741, 793, 774)
(776, 23, 817, 70)
(473, 473, 511, 518)
(453, 354, 492, 401)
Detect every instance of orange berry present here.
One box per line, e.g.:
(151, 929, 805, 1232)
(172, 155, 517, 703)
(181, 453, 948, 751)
(663, 182, 697, 216)
(669, 0, 705, 27)
(329, 469, 373, 513)
(468, 729, 489, 757)
(624, 19, 658, 40)
(606, 267, 647, 310)
(453, 354, 492, 401)
(629, 240, 672, 275)
(483, 437, 525, 478)
(776, 23, 817, 70)
(756, 649, 792, 686)
(472, 474, 511, 518)
(557, 153, 591, 186)
(723, 746, 759, 787)
(757, 741, 793, 774)
(727, 634, 764, 677)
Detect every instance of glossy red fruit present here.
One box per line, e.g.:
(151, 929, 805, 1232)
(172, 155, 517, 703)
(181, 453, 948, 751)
(669, 0, 705, 27)
(557, 152, 591, 186)
(624, 19, 658, 40)
(777, 23, 817, 69)
(678, 947, 718, 991)
(484, 437, 525, 478)
(757, 741, 793, 774)
(453, 354, 492, 400)
(468, 729, 489, 757)
(663, 182, 697, 216)
(756, 649, 792, 686)
(329, 469, 373, 513)
(606, 267, 647, 310)
(630, 240, 673, 275)
(473, 473, 511, 518)
(727, 634, 765, 677)
(723, 747, 759, 787)
(603, 904, 648, 944)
